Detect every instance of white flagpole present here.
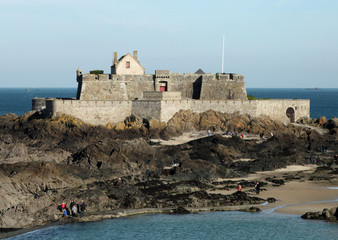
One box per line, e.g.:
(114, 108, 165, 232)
(222, 34, 225, 74)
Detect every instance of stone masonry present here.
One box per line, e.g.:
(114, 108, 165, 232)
(32, 50, 310, 125)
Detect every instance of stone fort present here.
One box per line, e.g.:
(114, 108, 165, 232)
(33, 50, 310, 125)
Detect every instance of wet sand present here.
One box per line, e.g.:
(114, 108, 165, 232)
(259, 181, 338, 215)
(212, 165, 338, 215)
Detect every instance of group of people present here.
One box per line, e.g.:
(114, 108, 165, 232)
(58, 199, 86, 218)
(237, 182, 260, 194)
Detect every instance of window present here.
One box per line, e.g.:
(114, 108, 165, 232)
(126, 61, 130, 68)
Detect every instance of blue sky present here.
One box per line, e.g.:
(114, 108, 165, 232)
(0, 0, 337, 88)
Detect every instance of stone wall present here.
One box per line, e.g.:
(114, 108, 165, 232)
(45, 99, 132, 125)
(254, 99, 310, 123)
(77, 75, 154, 101)
(159, 100, 257, 123)
(199, 78, 247, 100)
(131, 100, 161, 120)
(159, 99, 309, 123)
(42, 98, 310, 126)
(142, 91, 182, 100)
(77, 72, 247, 101)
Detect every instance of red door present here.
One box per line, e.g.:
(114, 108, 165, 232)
(160, 86, 167, 92)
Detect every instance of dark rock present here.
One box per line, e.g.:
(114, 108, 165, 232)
(301, 206, 338, 222)
(172, 206, 191, 214)
(240, 206, 262, 212)
(301, 211, 322, 220)
(271, 179, 285, 186)
(0, 111, 337, 230)
(267, 197, 277, 203)
(315, 117, 327, 126)
(325, 118, 338, 130)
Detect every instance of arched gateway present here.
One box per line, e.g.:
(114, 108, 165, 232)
(286, 107, 295, 123)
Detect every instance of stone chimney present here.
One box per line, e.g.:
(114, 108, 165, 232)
(133, 50, 138, 61)
(113, 52, 118, 65)
(76, 67, 82, 82)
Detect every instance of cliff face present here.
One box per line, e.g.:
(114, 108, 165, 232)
(0, 111, 337, 229)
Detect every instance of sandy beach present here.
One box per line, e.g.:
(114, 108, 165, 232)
(259, 181, 338, 214)
(210, 165, 338, 215)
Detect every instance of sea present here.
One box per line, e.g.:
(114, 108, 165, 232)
(5, 211, 338, 240)
(1, 88, 338, 239)
(0, 88, 337, 119)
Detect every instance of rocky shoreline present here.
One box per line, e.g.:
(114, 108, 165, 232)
(302, 206, 338, 222)
(0, 110, 337, 238)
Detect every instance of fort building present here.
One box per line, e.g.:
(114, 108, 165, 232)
(33, 50, 310, 125)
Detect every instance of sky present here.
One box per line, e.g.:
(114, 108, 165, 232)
(0, 0, 337, 88)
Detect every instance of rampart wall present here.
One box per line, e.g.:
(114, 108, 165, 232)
(254, 99, 310, 122)
(159, 100, 257, 122)
(42, 98, 310, 126)
(131, 100, 162, 120)
(45, 99, 132, 124)
(159, 99, 309, 123)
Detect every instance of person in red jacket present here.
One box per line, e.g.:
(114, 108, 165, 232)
(238, 185, 242, 192)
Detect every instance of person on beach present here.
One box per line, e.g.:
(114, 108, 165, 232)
(70, 200, 75, 216)
(260, 133, 265, 140)
(254, 182, 258, 194)
(45, 185, 49, 195)
(72, 203, 77, 217)
(63, 209, 68, 218)
(256, 182, 260, 194)
(310, 155, 314, 164)
(238, 185, 242, 192)
(80, 200, 86, 218)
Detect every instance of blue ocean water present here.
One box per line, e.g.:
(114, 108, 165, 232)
(0, 88, 337, 119)
(6, 211, 338, 240)
(0, 88, 76, 116)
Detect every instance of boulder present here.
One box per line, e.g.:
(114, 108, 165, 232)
(267, 197, 277, 203)
(315, 116, 327, 126)
(301, 206, 338, 222)
(171, 206, 191, 214)
(325, 118, 338, 130)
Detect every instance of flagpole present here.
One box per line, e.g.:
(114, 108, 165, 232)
(222, 34, 224, 74)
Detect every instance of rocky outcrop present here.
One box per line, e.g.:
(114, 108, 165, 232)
(325, 118, 338, 130)
(0, 111, 337, 231)
(161, 110, 290, 140)
(171, 206, 191, 214)
(301, 206, 338, 222)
